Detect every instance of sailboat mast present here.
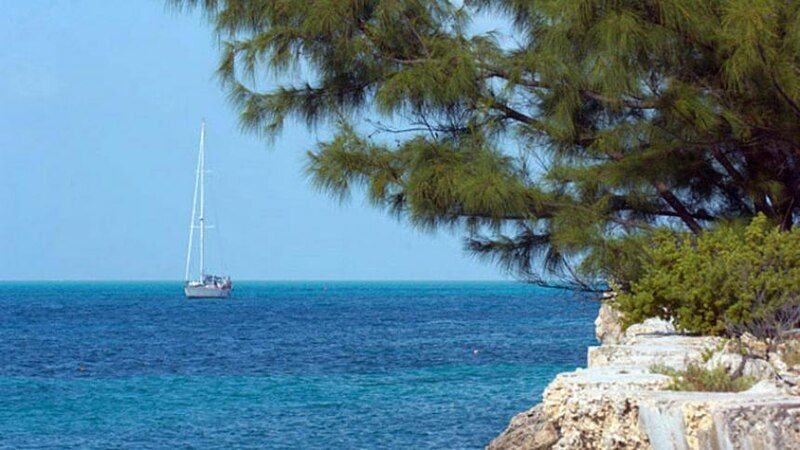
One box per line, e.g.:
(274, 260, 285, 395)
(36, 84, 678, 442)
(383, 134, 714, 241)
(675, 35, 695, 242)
(184, 121, 203, 282)
(199, 120, 206, 280)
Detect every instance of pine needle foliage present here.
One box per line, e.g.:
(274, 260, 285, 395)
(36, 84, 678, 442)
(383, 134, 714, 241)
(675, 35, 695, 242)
(172, 0, 800, 288)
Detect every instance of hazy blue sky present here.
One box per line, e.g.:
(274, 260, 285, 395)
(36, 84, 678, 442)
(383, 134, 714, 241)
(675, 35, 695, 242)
(0, 1, 507, 281)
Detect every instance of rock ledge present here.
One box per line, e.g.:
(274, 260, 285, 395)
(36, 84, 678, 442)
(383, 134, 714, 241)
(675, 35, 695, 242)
(488, 305, 800, 450)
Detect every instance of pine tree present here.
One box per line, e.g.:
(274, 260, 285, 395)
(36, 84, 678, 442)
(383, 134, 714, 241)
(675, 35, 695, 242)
(172, 0, 800, 288)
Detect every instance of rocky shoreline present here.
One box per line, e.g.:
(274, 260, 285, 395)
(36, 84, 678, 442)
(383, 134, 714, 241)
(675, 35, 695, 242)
(488, 303, 800, 449)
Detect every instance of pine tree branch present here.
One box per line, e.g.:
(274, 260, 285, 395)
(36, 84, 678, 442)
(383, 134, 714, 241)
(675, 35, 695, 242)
(654, 182, 703, 234)
(488, 99, 545, 129)
(757, 44, 800, 121)
(710, 144, 773, 217)
(482, 67, 657, 109)
(605, 149, 704, 234)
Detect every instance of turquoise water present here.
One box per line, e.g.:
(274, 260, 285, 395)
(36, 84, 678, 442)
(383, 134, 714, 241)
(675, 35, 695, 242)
(0, 282, 597, 449)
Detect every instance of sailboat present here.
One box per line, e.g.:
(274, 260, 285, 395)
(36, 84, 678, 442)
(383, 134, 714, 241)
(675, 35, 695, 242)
(184, 120, 232, 299)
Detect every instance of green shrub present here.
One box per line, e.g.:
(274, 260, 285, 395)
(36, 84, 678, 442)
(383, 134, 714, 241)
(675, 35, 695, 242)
(699, 347, 715, 363)
(650, 363, 756, 392)
(616, 215, 800, 336)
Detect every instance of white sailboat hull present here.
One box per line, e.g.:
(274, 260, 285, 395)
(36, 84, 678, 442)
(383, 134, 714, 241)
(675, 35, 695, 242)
(184, 284, 231, 299)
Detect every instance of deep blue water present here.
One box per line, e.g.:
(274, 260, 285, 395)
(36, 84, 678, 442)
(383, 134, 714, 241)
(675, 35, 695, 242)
(0, 282, 597, 449)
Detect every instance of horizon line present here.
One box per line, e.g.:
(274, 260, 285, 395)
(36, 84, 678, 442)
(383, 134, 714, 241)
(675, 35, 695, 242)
(0, 278, 515, 283)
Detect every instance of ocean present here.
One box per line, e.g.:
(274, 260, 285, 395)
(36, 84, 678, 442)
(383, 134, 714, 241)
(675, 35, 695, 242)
(0, 282, 597, 449)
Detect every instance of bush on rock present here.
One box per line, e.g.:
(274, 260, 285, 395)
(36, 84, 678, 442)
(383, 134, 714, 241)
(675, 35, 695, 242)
(616, 215, 800, 337)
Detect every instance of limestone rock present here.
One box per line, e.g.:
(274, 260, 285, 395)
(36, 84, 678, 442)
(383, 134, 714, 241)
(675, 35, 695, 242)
(487, 404, 558, 450)
(489, 314, 800, 450)
(542, 368, 668, 449)
(740, 332, 769, 359)
(741, 357, 778, 381)
(624, 317, 675, 341)
(636, 390, 800, 449)
(781, 374, 800, 396)
(746, 379, 785, 395)
(589, 335, 718, 370)
(768, 352, 789, 373)
(703, 344, 784, 383)
(596, 301, 624, 345)
(705, 352, 745, 377)
(777, 340, 800, 370)
(772, 344, 800, 395)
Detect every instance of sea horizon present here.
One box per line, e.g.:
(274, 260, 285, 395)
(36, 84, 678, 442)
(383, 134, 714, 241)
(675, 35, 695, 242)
(0, 279, 523, 284)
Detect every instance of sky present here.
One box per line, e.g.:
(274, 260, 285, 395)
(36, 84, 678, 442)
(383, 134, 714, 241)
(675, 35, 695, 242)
(0, 1, 507, 281)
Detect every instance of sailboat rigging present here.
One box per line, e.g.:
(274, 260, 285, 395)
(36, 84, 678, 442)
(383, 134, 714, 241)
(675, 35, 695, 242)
(184, 120, 232, 299)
